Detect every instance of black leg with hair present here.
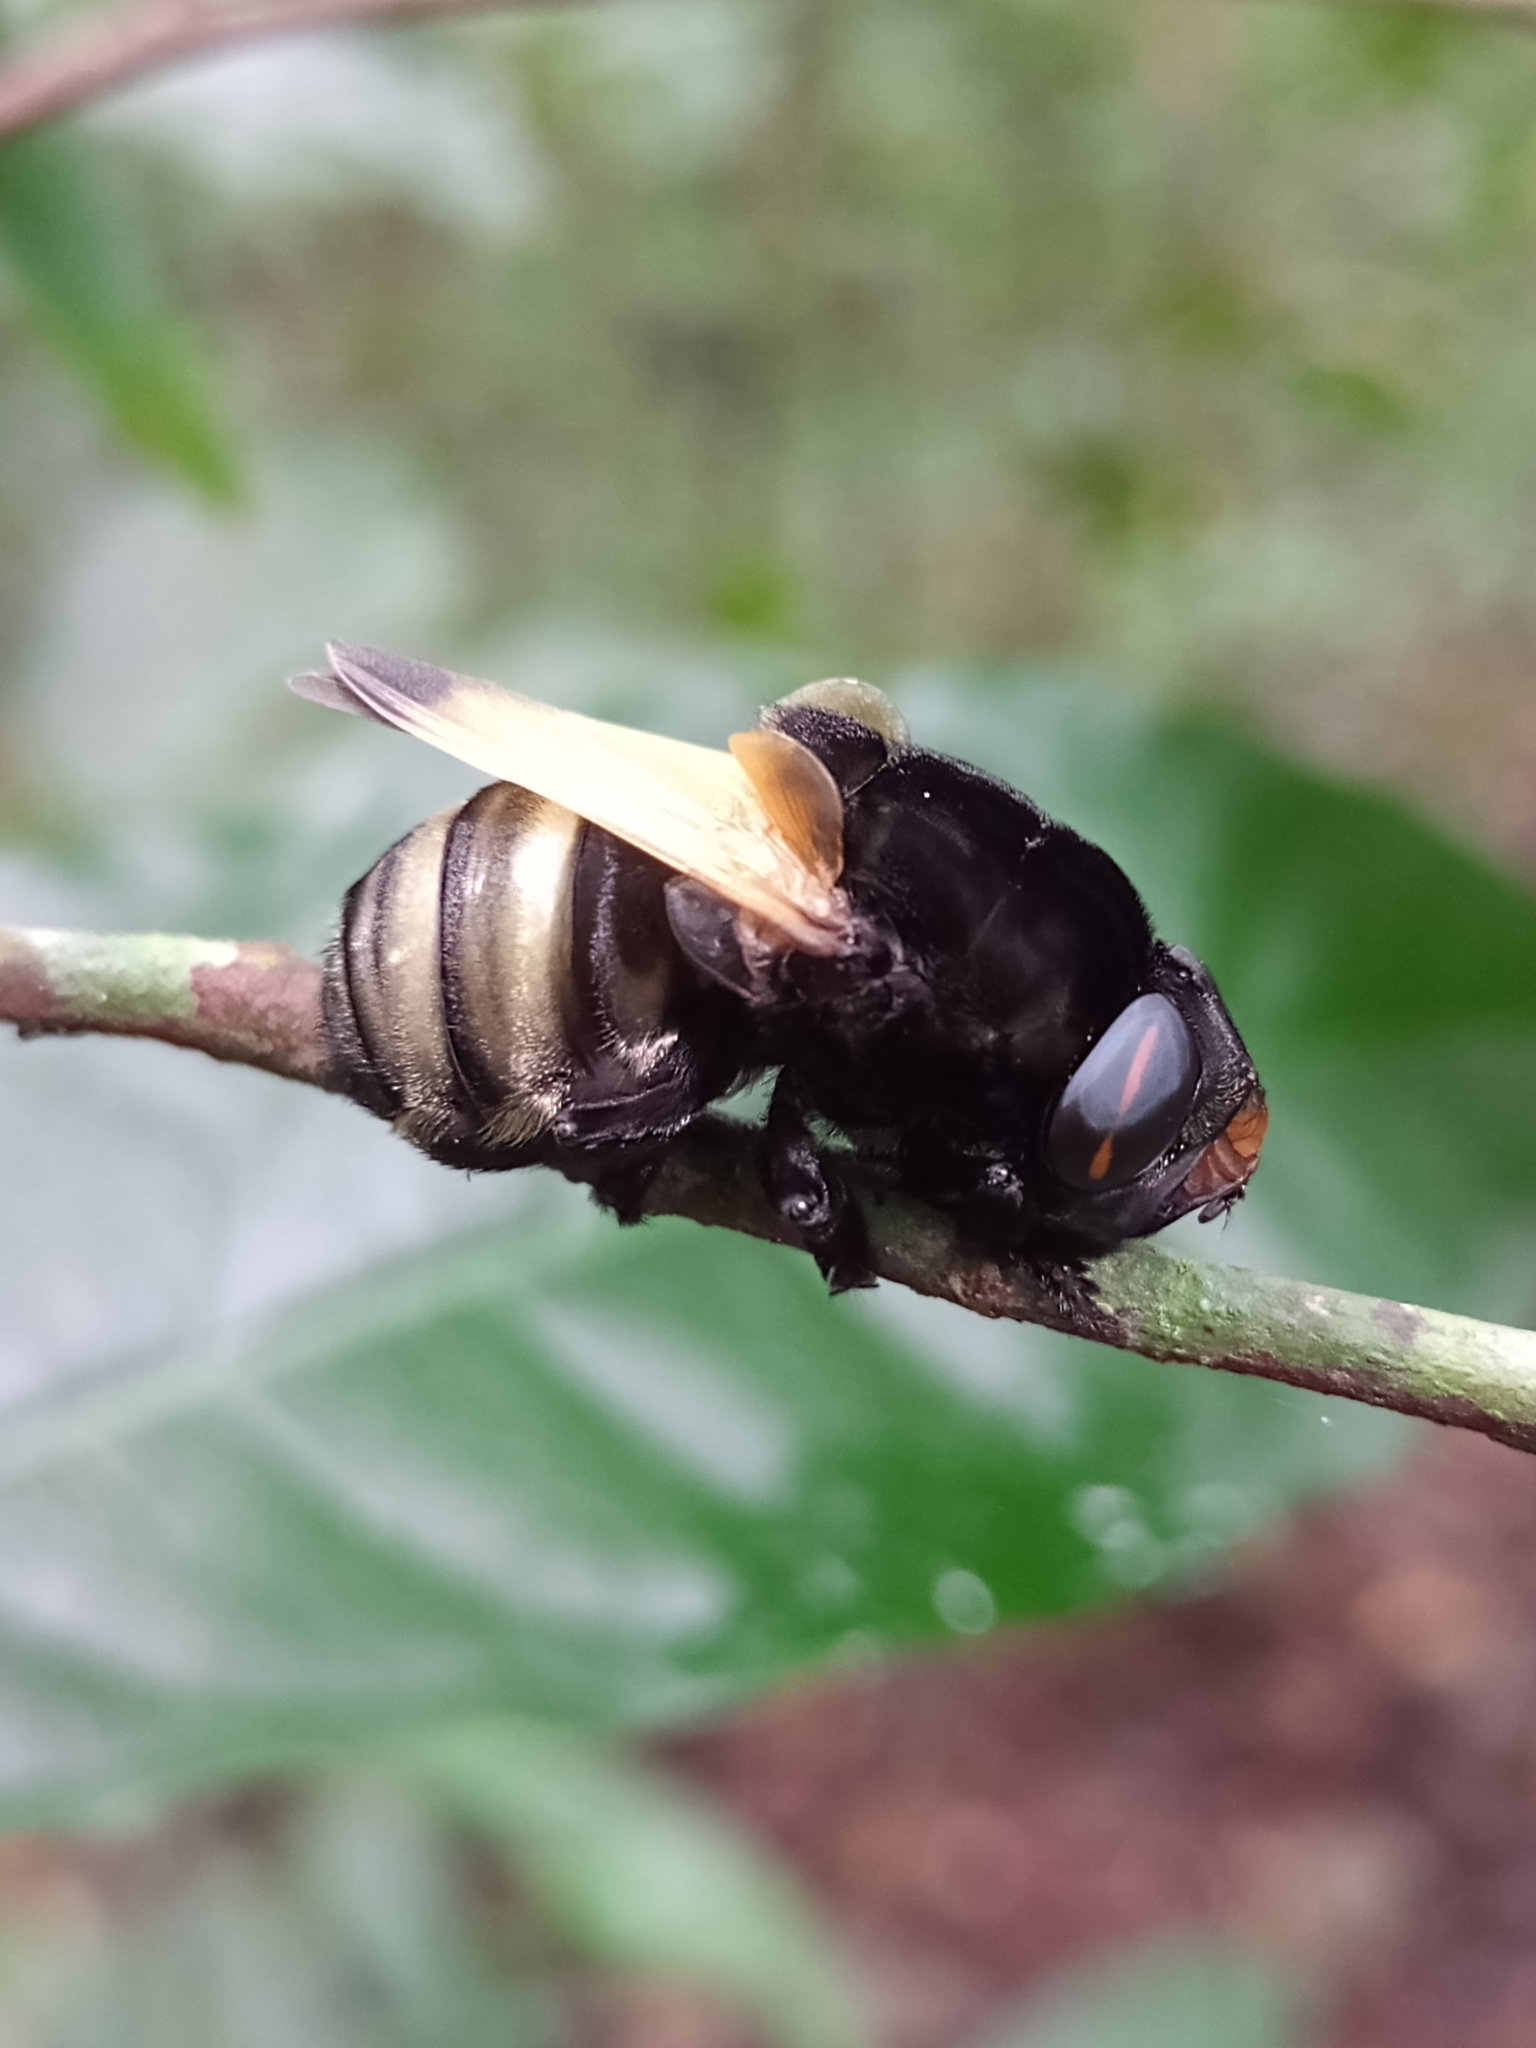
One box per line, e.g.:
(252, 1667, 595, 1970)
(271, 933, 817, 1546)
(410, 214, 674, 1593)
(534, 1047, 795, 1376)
(761, 1069, 875, 1292)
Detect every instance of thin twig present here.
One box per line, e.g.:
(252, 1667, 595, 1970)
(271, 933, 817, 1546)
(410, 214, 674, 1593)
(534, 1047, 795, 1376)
(6, 922, 1536, 1456)
(0, 924, 332, 1087)
(3, 0, 1535, 152)
(0, 0, 594, 146)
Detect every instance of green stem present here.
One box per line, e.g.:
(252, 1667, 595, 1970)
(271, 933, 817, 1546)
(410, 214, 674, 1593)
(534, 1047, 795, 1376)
(5, 923, 1536, 1455)
(0, 924, 334, 1088)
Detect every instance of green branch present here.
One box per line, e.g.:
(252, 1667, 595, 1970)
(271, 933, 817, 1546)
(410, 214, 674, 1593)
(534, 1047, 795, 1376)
(0, 924, 332, 1087)
(6, 922, 1536, 1455)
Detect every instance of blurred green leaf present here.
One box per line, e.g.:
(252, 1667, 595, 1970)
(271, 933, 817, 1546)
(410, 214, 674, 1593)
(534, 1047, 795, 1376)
(0, 1776, 547, 2048)
(0, 128, 240, 501)
(411, 1721, 863, 2048)
(1292, 363, 1411, 439)
(971, 1935, 1299, 2048)
(0, 1194, 1399, 1829)
(0, 1738, 851, 2048)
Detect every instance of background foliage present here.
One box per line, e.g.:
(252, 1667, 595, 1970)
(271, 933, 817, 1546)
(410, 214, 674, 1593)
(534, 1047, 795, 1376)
(2, 0, 1536, 2041)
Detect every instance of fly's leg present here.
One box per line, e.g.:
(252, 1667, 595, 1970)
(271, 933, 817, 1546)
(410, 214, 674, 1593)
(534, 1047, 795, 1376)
(763, 1069, 830, 1234)
(559, 1142, 666, 1227)
(762, 1069, 875, 1292)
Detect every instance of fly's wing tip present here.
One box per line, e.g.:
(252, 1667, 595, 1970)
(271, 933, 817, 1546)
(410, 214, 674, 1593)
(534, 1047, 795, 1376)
(289, 669, 362, 716)
(294, 643, 437, 726)
(325, 641, 460, 712)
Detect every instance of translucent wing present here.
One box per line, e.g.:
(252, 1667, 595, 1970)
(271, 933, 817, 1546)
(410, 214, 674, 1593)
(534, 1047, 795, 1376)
(292, 643, 854, 955)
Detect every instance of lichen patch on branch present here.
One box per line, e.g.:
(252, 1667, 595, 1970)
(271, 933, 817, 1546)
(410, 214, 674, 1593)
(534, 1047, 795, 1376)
(0, 926, 331, 1088)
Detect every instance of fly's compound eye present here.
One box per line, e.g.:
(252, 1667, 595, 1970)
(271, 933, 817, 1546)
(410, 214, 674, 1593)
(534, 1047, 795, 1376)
(1046, 993, 1199, 1191)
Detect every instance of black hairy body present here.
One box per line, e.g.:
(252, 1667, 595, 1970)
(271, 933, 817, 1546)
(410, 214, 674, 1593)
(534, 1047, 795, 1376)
(319, 667, 1265, 1291)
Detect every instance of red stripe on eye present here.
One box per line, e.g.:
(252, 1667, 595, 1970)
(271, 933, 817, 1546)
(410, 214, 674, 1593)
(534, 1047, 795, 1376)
(1117, 1022, 1161, 1116)
(1088, 1135, 1115, 1181)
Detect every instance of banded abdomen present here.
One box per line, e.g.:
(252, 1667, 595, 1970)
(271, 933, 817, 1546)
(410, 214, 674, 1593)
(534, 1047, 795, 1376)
(322, 780, 743, 1171)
